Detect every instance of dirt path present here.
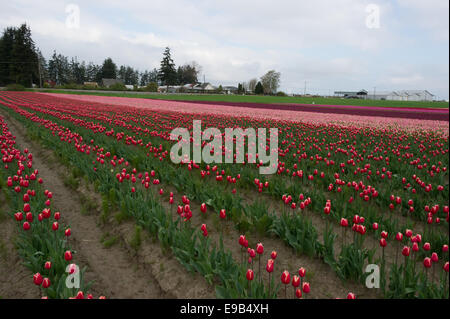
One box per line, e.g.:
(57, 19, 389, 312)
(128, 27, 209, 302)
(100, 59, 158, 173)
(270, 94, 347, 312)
(0, 108, 215, 299)
(0, 110, 168, 298)
(0, 195, 41, 299)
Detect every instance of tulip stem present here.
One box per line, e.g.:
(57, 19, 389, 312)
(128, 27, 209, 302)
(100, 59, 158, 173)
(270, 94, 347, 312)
(258, 255, 261, 284)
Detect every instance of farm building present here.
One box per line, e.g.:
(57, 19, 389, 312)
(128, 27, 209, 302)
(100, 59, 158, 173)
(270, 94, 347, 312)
(388, 90, 434, 101)
(222, 86, 239, 94)
(192, 82, 216, 92)
(158, 85, 182, 93)
(336, 89, 434, 101)
(334, 90, 368, 99)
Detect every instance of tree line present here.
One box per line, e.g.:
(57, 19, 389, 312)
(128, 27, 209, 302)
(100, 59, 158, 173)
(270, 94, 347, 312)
(0, 24, 281, 94)
(0, 24, 201, 88)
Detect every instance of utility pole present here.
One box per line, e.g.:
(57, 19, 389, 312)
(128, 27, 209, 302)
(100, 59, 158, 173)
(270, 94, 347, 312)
(373, 87, 376, 100)
(304, 81, 307, 95)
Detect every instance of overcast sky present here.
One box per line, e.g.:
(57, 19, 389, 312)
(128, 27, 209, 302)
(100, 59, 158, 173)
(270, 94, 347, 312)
(1, 0, 448, 99)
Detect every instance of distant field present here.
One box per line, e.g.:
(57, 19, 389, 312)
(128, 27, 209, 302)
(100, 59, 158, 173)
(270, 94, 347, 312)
(32, 88, 449, 109)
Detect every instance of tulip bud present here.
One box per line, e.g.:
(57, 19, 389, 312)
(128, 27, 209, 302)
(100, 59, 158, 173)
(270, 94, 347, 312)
(423, 257, 432, 268)
(271, 251, 277, 260)
(64, 250, 73, 261)
(431, 252, 439, 263)
(292, 275, 300, 288)
(298, 267, 306, 278)
(23, 222, 31, 231)
(256, 243, 264, 255)
(281, 270, 290, 284)
(42, 278, 51, 288)
(33, 273, 43, 286)
(246, 269, 254, 281)
(302, 282, 310, 294)
(402, 246, 410, 257)
(266, 259, 274, 273)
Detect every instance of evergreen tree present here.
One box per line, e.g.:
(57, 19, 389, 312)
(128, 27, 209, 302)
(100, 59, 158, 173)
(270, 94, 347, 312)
(237, 83, 243, 94)
(0, 27, 15, 86)
(158, 47, 177, 87)
(0, 24, 39, 87)
(101, 57, 117, 79)
(255, 81, 264, 95)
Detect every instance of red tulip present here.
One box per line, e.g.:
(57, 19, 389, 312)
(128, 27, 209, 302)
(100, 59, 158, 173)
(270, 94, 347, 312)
(431, 252, 439, 263)
(42, 278, 51, 288)
(444, 262, 449, 273)
(402, 246, 410, 257)
(76, 291, 85, 299)
(295, 288, 302, 299)
(65, 228, 71, 237)
(239, 235, 246, 246)
(298, 267, 306, 278)
(200, 203, 207, 213)
(44, 261, 52, 270)
(52, 222, 59, 231)
(340, 218, 348, 227)
(246, 269, 254, 281)
(266, 259, 274, 273)
(423, 242, 431, 251)
(219, 209, 226, 219)
(380, 238, 387, 247)
(33, 273, 43, 286)
(256, 243, 264, 255)
(64, 250, 73, 261)
(23, 222, 30, 231)
(281, 270, 291, 284)
(14, 212, 23, 221)
(302, 282, 310, 294)
(347, 292, 356, 299)
(271, 251, 277, 260)
(423, 257, 432, 268)
(292, 275, 300, 288)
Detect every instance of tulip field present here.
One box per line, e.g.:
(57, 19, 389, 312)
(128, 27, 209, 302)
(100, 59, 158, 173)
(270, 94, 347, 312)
(0, 91, 448, 299)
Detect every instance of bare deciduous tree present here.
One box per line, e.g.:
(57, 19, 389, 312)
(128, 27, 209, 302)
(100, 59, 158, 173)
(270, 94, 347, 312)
(260, 70, 281, 94)
(248, 78, 257, 93)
